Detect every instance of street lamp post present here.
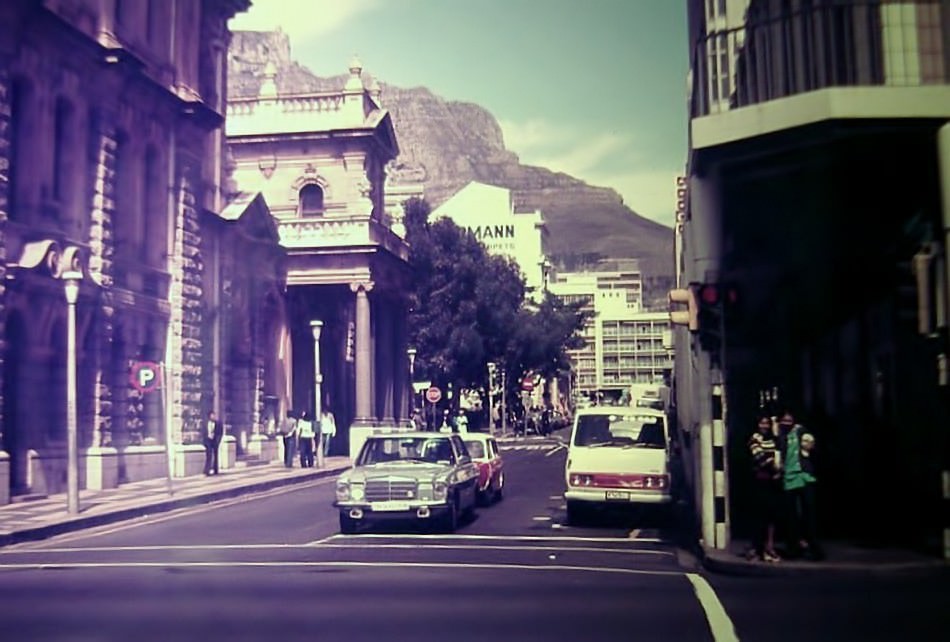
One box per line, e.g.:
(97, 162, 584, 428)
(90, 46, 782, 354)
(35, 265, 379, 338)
(487, 362, 496, 436)
(407, 347, 417, 427)
(310, 320, 323, 468)
(63, 270, 82, 515)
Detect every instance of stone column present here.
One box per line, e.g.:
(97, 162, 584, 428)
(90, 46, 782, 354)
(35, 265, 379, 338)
(350, 281, 374, 427)
(87, 114, 117, 447)
(0, 64, 10, 457)
(393, 299, 410, 426)
(375, 298, 393, 424)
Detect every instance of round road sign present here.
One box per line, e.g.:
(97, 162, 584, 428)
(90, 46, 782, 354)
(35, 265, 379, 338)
(130, 361, 162, 393)
(425, 386, 442, 404)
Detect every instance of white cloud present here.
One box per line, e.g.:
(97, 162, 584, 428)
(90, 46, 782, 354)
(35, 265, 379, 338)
(500, 118, 676, 225)
(229, 0, 379, 41)
(592, 169, 681, 227)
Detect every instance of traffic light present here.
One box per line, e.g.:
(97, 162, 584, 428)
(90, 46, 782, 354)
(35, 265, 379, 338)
(697, 283, 723, 354)
(669, 285, 699, 331)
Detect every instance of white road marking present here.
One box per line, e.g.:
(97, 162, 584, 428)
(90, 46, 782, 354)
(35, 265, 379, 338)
(327, 533, 654, 543)
(545, 444, 566, 457)
(0, 559, 683, 576)
(317, 543, 673, 556)
(4, 478, 338, 550)
(628, 529, 641, 539)
(687, 573, 740, 642)
(549, 495, 562, 500)
(532, 516, 552, 521)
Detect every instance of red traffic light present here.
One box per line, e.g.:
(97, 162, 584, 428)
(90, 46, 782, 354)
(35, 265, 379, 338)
(699, 284, 719, 305)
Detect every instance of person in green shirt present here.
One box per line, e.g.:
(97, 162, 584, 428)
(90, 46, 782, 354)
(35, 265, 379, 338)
(778, 410, 823, 561)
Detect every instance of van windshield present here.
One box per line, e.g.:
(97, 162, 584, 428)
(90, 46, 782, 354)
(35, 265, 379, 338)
(573, 414, 666, 448)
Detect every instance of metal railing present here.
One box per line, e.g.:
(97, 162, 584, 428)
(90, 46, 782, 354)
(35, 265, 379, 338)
(691, 0, 948, 118)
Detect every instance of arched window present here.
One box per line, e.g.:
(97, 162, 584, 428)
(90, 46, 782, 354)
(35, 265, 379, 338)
(8, 78, 31, 221)
(299, 184, 324, 216)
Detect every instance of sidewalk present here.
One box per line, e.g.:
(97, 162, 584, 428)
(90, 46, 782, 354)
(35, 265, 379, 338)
(700, 537, 949, 578)
(0, 457, 351, 547)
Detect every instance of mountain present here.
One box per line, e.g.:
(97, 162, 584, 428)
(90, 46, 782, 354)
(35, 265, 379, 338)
(227, 31, 674, 305)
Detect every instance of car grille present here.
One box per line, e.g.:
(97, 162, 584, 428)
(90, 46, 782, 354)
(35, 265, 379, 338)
(365, 478, 417, 502)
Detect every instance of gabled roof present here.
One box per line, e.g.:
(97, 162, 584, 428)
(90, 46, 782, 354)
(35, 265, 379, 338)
(218, 191, 280, 244)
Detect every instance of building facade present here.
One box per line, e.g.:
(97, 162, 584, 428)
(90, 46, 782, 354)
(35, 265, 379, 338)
(226, 48, 414, 455)
(676, 0, 950, 554)
(431, 181, 550, 300)
(0, 0, 292, 502)
(550, 264, 672, 403)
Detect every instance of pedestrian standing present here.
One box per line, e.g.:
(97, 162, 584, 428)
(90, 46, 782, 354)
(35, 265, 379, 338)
(747, 414, 782, 562)
(203, 410, 224, 476)
(455, 409, 469, 434)
(778, 410, 823, 560)
(298, 411, 315, 468)
(281, 410, 298, 468)
(320, 406, 337, 457)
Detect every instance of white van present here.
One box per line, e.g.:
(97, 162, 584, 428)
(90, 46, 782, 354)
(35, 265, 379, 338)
(563, 406, 672, 525)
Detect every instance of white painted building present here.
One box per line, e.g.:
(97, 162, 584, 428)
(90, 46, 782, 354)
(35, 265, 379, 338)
(431, 182, 549, 299)
(549, 265, 672, 402)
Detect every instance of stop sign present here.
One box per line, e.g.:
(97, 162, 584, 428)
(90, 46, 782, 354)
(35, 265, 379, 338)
(521, 377, 534, 391)
(425, 386, 442, 403)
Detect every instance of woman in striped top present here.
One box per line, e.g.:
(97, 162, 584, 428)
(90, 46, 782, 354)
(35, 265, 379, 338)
(748, 414, 782, 562)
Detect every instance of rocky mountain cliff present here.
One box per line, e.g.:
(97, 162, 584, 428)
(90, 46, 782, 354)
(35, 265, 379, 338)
(228, 31, 674, 303)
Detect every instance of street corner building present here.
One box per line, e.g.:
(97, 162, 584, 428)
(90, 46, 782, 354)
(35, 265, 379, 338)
(0, 0, 296, 502)
(672, 0, 950, 557)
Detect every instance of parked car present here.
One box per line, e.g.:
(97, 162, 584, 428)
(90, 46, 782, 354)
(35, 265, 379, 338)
(563, 406, 673, 525)
(462, 433, 505, 504)
(334, 431, 479, 534)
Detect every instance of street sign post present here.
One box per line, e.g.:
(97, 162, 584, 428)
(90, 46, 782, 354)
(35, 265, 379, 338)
(425, 386, 442, 430)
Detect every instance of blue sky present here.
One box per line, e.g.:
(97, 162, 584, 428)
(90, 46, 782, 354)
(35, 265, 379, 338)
(230, 0, 689, 227)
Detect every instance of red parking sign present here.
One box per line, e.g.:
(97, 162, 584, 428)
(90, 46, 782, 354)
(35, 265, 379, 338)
(130, 361, 162, 393)
(425, 386, 442, 403)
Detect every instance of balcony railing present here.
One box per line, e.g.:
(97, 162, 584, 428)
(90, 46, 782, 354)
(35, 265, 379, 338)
(691, 0, 947, 118)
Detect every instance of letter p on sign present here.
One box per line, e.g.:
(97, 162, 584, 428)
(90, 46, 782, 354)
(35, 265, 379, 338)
(131, 361, 162, 393)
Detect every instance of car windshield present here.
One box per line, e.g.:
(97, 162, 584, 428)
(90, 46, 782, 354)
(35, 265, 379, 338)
(357, 436, 456, 465)
(573, 414, 666, 448)
(463, 440, 485, 458)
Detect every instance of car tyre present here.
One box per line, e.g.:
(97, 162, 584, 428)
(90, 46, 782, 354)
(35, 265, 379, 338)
(339, 513, 359, 535)
(440, 497, 459, 533)
(493, 472, 505, 503)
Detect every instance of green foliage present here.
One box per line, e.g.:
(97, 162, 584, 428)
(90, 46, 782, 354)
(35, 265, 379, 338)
(404, 197, 586, 404)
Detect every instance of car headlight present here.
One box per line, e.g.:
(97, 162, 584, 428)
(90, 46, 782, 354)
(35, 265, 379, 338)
(433, 480, 448, 501)
(417, 482, 433, 501)
(350, 483, 365, 501)
(335, 481, 351, 502)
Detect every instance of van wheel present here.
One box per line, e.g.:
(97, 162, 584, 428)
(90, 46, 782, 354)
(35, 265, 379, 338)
(493, 472, 505, 502)
(566, 501, 586, 526)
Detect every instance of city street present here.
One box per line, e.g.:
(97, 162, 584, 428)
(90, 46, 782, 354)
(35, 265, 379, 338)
(0, 437, 946, 642)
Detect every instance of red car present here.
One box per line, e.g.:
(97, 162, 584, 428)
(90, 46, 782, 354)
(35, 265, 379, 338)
(463, 433, 505, 505)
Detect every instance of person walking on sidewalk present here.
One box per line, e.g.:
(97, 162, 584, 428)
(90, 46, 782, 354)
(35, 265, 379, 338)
(281, 410, 298, 468)
(203, 410, 224, 476)
(747, 414, 782, 562)
(297, 411, 316, 468)
(778, 409, 824, 561)
(320, 406, 337, 457)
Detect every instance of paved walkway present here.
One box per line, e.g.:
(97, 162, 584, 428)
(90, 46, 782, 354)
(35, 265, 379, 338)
(0, 457, 351, 546)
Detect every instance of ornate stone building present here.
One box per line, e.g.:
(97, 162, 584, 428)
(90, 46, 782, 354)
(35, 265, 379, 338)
(226, 48, 414, 455)
(0, 0, 286, 501)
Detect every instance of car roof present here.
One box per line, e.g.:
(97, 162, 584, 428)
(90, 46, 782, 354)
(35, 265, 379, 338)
(461, 433, 493, 441)
(366, 430, 453, 439)
(574, 407, 665, 418)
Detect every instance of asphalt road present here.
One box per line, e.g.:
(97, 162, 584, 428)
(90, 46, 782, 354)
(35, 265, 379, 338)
(0, 436, 946, 642)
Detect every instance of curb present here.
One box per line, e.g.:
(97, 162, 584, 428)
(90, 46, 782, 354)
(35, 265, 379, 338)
(699, 547, 950, 579)
(0, 466, 345, 548)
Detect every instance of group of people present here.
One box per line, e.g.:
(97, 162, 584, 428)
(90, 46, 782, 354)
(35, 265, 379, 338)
(747, 408, 823, 563)
(280, 408, 337, 468)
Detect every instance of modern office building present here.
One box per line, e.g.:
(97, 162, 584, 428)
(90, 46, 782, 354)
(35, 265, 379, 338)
(550, 265, 672, 403)
(0, 0, 289, 502)
(675, 0, 950, 553)
(430, 181, 550, 300)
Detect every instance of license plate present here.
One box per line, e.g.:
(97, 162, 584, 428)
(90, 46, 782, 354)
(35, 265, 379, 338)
(371, 501, 412, 512)
(605, 490, 630, 501)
